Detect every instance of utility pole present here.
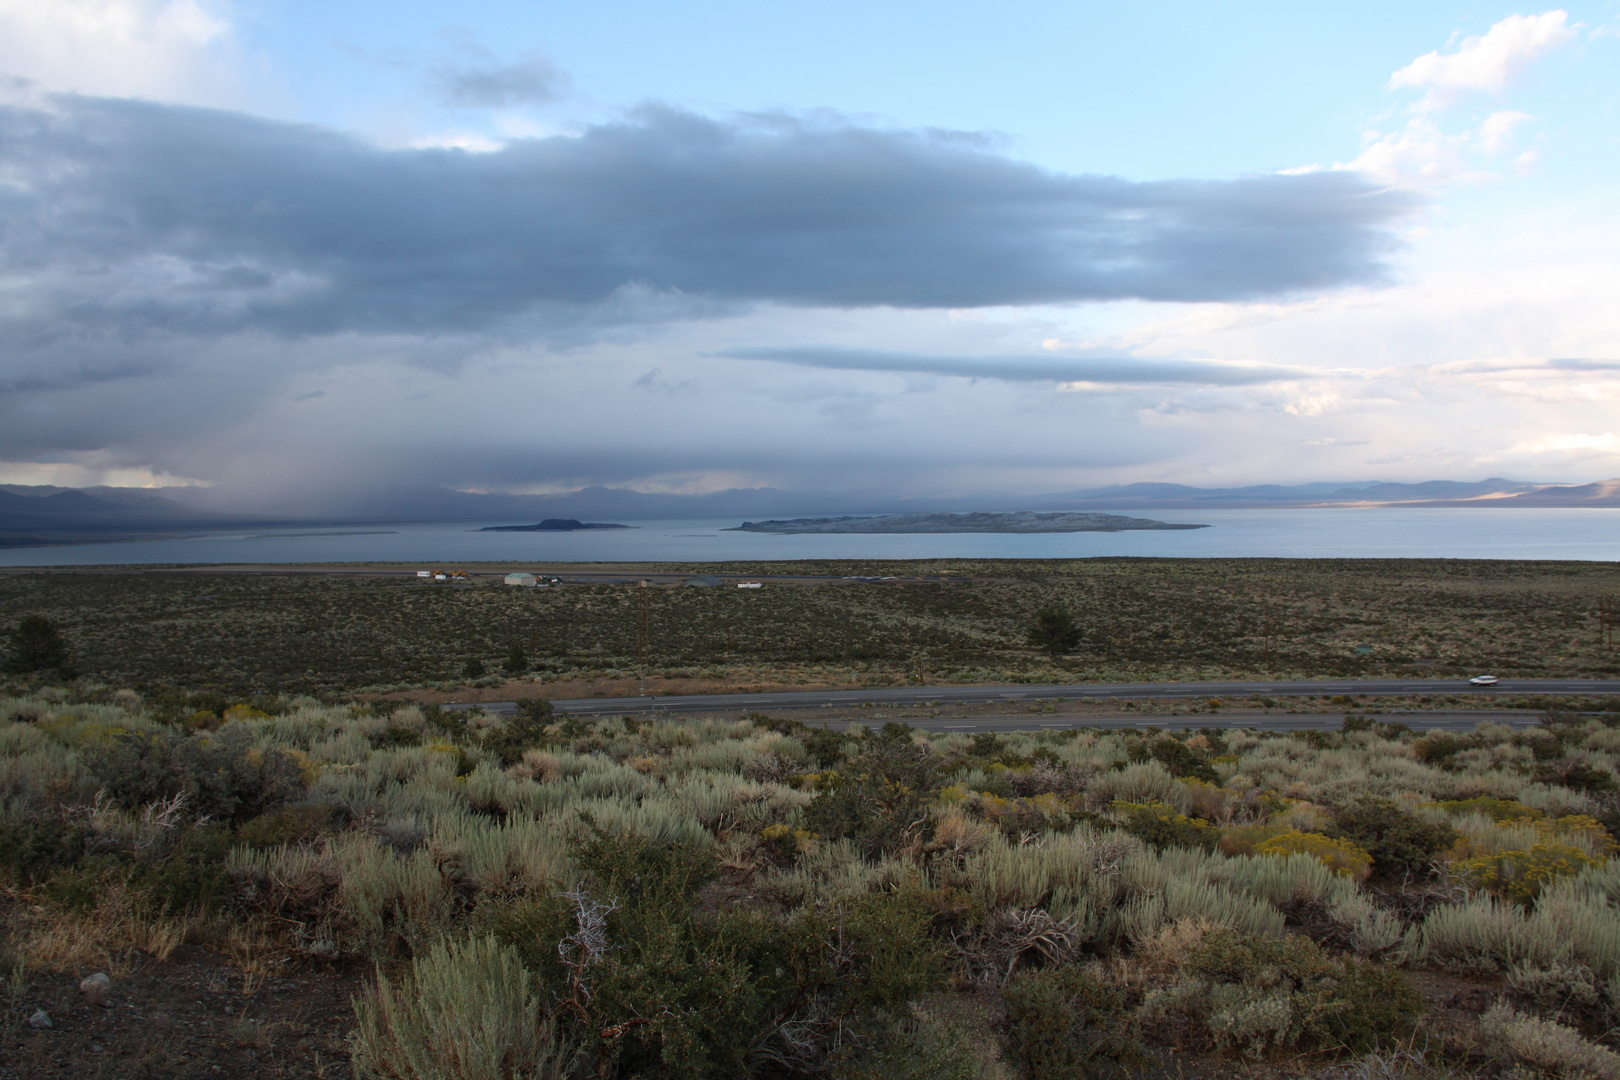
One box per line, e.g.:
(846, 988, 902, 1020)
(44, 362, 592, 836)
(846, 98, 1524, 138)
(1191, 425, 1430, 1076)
(1601, 597, 1616, 650)
(636, 581, 650, 699)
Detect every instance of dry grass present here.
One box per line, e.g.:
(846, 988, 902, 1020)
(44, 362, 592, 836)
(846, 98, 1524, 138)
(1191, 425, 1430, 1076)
(8, 883, 191, 977)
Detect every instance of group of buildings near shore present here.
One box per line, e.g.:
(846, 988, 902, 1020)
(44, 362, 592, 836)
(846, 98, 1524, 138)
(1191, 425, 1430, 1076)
(416, 570, 761, 588)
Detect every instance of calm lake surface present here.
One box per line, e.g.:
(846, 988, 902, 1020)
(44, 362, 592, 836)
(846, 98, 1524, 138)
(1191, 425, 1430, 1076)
(2, 508, 1618, 565)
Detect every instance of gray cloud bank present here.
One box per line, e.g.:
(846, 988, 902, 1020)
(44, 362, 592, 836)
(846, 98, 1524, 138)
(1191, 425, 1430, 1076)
(716, 346, 1310, 385)
(0, 95, 1417, 352)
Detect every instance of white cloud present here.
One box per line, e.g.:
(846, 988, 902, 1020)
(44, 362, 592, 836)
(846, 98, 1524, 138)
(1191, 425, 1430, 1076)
(0, 0, 239, 104)
(1390, 10, 1575, 105)
(1343, 116, 1475, 184)
(1337, 11, 1574, 184)
(1478, 110, 1534, 153)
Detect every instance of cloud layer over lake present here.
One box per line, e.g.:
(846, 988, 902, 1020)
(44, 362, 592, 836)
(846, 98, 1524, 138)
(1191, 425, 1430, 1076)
(0, 95, 1413, 350)
(1, 3, 1616, 509)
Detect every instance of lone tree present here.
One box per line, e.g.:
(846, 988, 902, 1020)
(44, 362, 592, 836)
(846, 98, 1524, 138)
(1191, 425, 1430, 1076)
(1028, 607, 1083, 658)
(3, 615, 76, 678)
(502, 640, 528, 676)
(462, 657, 486, 679)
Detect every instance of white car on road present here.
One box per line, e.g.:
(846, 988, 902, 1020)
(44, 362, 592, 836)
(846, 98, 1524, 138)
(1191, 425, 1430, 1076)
(1468, 675, 1500, 686)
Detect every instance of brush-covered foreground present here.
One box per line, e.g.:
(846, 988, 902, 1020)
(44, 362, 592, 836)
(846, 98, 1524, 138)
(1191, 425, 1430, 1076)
(2, 557, 1617, 696)
(7, 692, 1620, 1079)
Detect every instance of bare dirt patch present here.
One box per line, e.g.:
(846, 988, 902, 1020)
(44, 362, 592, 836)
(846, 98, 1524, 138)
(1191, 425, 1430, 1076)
(2, 947, 362, 1080)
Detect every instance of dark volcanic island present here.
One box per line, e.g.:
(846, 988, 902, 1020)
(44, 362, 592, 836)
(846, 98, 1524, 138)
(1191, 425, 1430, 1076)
(479, 518, 633, 532)
(727, 511, 1209, 534)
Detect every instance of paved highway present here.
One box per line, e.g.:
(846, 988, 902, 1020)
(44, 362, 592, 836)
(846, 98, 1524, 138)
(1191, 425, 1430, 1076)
(817, 710, 1544, 734)
(441, 678, 1618, 727)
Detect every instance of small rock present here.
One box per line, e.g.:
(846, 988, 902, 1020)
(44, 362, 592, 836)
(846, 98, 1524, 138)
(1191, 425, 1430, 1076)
(27, 1008, 52, 1029)
(80, 972, 112, 1006)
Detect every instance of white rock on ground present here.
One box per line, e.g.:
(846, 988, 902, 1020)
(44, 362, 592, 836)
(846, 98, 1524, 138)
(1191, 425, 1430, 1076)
(80, 972, 112, 1006)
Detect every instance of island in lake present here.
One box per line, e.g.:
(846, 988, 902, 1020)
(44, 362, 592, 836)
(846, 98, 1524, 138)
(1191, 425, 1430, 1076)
(479, 519, 633, 532)
(726, 511, 1209, 534)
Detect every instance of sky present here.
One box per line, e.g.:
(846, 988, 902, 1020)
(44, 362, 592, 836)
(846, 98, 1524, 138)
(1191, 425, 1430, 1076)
(1, 0, 1618, 512)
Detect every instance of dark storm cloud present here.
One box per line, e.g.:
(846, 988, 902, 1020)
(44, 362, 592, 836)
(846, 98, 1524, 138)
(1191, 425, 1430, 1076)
(0, 95, 1418, 349)
(715, 346, 1310, 385)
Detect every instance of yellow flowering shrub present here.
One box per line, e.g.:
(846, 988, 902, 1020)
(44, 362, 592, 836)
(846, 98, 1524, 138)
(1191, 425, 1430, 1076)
(1454, 842, 1603, 903)
(1544, 815, 1618, 857)
(1112, 801, 1221, 851)
(1251, 830, 1373, 881)
(1220, 821, 1291, 857)
(760, 823, 817, 859)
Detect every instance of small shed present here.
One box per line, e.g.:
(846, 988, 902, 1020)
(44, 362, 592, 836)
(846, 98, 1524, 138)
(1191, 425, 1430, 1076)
(505, 573, 538, 587)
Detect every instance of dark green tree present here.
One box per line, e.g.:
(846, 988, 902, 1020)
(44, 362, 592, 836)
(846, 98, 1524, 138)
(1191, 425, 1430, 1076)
(462, 656, 486, 679)
(502, 640, 528, 676)
(3, 615, 75, 678)
(1028, 607, 1082, 658)
(483, 699, 555, 766)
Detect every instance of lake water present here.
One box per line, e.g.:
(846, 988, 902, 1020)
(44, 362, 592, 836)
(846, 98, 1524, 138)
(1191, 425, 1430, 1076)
(2, 508, 1618, 565)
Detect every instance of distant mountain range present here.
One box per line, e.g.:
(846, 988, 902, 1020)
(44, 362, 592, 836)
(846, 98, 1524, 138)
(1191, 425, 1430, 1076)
(729, 512, 1210, 534)
(1, 477, 1617, 548)
(0, 487, 263, 548)
(311, 477, 1618, 519)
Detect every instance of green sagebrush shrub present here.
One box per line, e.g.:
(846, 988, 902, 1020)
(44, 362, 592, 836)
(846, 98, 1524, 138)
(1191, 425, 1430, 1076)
(1412, 890, 1620, 978)
(89, 725, 305, 824)
(480, 700, 555, 767)
(234, 803, 344, 850)
(482, 826, 948, 1079)
(1111, 801, 1220, 852)
(830, 1007, 987, 1080)
(1477, 1002, 1620, 1080)
(1434, 797, 1543, 822)
(803, 726, 941, 859)
(570, 814, 717, 917)
(1002, 965, 1139, 1079)
(0, 810, 85, 886)
(1142, 928, 1424, 1058)
(1327, 797, 1457, 876)
(351, 935, 575, 1080)
(1142, 736, 1219, 785)
(39, 823, 234, 915)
